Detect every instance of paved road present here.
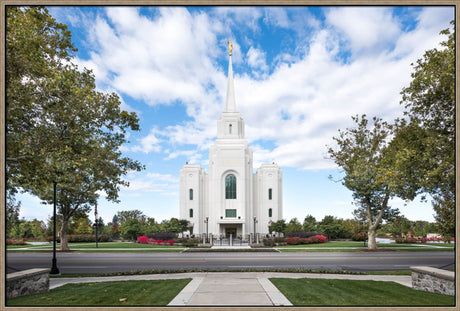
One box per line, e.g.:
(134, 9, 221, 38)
(6, 251, 454, 274)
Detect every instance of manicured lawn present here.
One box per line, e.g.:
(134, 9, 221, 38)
(270, 278, 454, 306)
(7, 279, 191, 306)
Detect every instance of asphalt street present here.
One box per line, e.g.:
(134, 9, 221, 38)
(6, 251, 455, 274)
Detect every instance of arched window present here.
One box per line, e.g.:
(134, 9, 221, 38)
(229, 124, 232, 134)
(268, 188, 272, 200)
(225, 174, 236, 199)
(189, 209, 193, 218)
(268, 208, 273, 218)
(189, 189, 193, 200)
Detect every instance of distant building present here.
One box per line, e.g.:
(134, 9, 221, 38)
(179, 43, 282, 238)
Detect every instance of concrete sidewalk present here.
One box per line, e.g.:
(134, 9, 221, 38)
(49, 272, 412, 307)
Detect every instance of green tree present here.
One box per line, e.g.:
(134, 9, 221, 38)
(6, 7, 144, 251)
(285, 218, 303, 235)
(117, 210, 147, 227)
(385, 216, 412, 237)
(72, 217, 93, 234)
(29, 219, 47, 239)
(93, 217, 106, 235)
(328, 115, 403, 249)
(269, 219, 286, 236)
(120, 219, 143, 241)
(143, 217, 160, 234)
(318, 216, 343, 240)
(6, 191, 21, 238)
(396, 22, 455, 239)
(302, 215, 317, 232)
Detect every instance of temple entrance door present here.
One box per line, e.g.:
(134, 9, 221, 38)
(226, 227, 236, 238)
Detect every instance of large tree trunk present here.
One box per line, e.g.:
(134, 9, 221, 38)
(60, 220, 70, 251)
(367, 229, 377, 250)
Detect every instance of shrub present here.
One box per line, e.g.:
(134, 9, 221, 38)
(45, 234, 111, 243)
(145, 232, 177, 241)
(286, 231, 321, 238)
(351, 233, 367, 241)
(137, 235, 149, 244)
(395, 237, 417, 243)
(6, 238, 27, 245)
(263, 239, 275, 247)
(286, 237, 301, 245)
(274, 237, 286, 243)
(182, 238, 200, 247)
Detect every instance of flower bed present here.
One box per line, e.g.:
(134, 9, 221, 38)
(285, 235, 327, 245)
(137, 235, 175, 246)
(6, 238, 27, 245)
(45, 234, 111, 243)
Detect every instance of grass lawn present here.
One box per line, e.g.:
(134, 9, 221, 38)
(7, 279, 191, 306)
(270, 278, 454, 306)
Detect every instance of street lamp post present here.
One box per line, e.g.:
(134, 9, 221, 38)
(204, 217, 209, 243)
(253, 216, 258, 244)
(50, 181, 60, 275)
(95, 203, 98, 248)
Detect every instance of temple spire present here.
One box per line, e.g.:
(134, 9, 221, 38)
(225, 40, 236, 112)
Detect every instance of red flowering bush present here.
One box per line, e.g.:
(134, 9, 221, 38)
(286, 237, 301, 245)
(310, 235, 327, 243)
(6, 238, 27, 245)
(137, 235, 149, 244)
(351, 233, 367, 241)
(145, 238, 175, 246)
(286, 235, 326, 245)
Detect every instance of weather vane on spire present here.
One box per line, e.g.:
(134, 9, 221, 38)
(226, 38, 233, 56)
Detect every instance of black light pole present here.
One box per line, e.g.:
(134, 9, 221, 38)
(253, 216, 258, 244)
(95, 203, 98, 248)
(205, 217, 209, 243)
(50, 181, 60, 275)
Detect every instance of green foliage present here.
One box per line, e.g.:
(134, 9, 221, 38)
(120, 219, 144, 241)
(302, 215, 317, 232)
(269, 219, 287, 235)
(328, 115, 402, 249)
(318, 215, 345, 240)
(381, 216, 433, 237)
(397, 21, 455, 238)
(284, 218, 302, 235)
(6, 191, 21, 238)
(73, 217, 93, 234)
(6, 7, 144, 251)
(117, 210, 147, 227)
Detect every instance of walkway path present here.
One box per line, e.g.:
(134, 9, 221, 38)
(49, 272, 412, 307)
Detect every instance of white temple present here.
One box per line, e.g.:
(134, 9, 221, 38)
(179, 42, 282, 238)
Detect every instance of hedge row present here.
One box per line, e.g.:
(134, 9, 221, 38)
(45, 234, 111, 243)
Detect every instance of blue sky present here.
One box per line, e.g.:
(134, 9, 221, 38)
(17, 6, 454, 225)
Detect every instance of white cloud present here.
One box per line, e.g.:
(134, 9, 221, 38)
(325, 7, 401, 55)
(78, 6, 453, 171)
(263, 7, 290, 28)
(146, 173, 179, 183)
(122, 172, 179, 193)
(246, 47, 268, 74)
(131, 128, 162, 153)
